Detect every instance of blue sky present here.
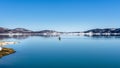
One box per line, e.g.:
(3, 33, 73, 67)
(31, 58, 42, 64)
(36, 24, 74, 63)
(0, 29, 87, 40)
(0, 0, 120, 31)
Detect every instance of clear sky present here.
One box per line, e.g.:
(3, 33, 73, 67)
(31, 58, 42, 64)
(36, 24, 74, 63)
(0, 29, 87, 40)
(0, 0, 120, 31)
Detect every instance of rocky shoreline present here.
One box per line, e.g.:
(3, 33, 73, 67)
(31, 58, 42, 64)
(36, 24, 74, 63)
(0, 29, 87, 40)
(0, 48, 15, 58)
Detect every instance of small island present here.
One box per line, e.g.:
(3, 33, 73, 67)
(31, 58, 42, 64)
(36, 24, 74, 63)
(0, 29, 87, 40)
(0, 41, 18, 58)
(0, 47, 15, 58)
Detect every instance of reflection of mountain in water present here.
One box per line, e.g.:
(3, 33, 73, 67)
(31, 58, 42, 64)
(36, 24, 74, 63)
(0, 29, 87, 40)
(0, 35, 60, 40)
(0, 35, 29, 40)
(1, 34, 120, 40)
(84, 35, 120, 39)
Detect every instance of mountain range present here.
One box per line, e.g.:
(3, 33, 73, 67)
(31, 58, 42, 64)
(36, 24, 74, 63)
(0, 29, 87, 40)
(1, 27, 120, 34)
(84, 28, 120, 33)
(0, 27, 58, 33)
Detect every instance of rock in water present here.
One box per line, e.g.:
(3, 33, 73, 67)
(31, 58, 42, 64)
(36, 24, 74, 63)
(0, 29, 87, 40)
(0, 48, 15, 58)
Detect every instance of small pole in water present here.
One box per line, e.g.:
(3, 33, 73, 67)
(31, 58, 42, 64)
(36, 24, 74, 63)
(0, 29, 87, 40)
(58, 36, 61, 41)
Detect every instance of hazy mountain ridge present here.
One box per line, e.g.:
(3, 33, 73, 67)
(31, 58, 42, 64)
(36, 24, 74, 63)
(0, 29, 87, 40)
(0, 27, 58, 33)
(1, 27, 120, 34)
(84, 28, 120, 33)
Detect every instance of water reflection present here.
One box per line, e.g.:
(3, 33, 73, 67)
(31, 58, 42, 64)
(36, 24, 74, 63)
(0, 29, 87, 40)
(1, 34, 120, 40)
(0, 42, 17, 58)
(84, 35, 120, 39)
(0, 35, 60, 40)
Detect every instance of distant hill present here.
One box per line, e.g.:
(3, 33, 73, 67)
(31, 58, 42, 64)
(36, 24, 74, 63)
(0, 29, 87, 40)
(0, 27, 58, 33)
(35, 30, 58, 33)
(1, 27, 120, 34)
(11, 28, 32, 33)
(0, 27, 32, 33)
(84, 28, 120, 33)
(0, 27, 11, 33)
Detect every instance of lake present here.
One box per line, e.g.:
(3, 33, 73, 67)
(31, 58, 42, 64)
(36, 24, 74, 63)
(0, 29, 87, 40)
(0, 35, 120, 68)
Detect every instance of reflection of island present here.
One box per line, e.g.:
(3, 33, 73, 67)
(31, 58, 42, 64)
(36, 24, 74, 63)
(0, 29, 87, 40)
(0, 42, 17, 58)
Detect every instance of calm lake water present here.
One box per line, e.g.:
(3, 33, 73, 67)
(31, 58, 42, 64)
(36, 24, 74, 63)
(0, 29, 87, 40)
(0, 35, 120, 68)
